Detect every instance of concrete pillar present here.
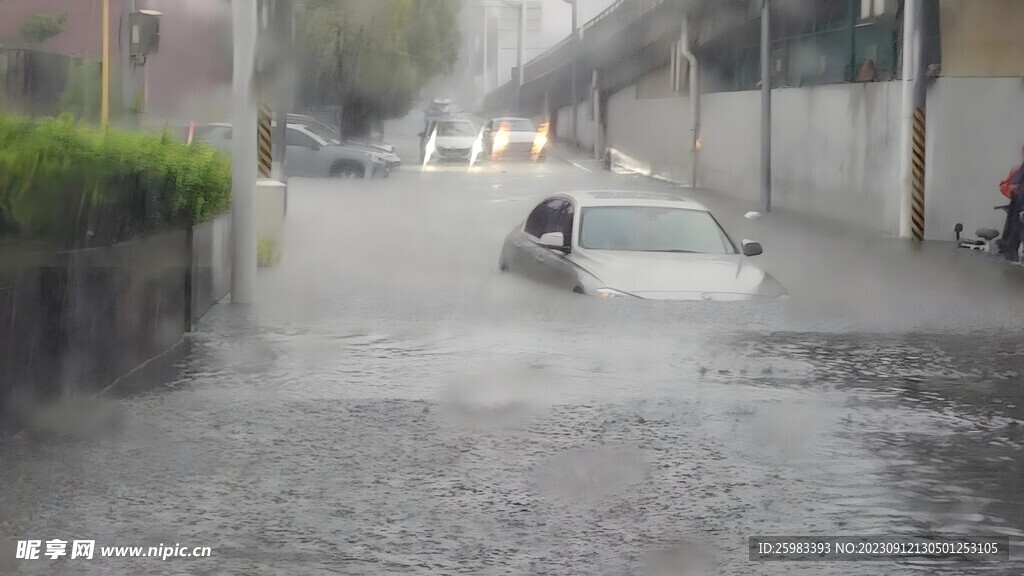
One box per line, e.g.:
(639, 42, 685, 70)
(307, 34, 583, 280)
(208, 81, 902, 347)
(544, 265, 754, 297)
(231, 0, 258, 304)
(121, 0, 136, 126)
(270, 0, 291, 182)
(592, 68, 601, 160)
(760, 0, 772, 213)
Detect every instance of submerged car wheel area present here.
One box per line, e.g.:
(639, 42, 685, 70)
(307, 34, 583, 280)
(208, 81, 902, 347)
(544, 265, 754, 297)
(498, 190, 787, 301)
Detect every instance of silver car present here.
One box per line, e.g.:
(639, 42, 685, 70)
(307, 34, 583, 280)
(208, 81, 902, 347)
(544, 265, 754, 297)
(286, 114, 402, 173)
(498, 190, 787, 300)
(194, 122, 387, 178)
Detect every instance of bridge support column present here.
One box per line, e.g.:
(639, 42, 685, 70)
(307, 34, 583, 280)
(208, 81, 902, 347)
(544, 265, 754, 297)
(592, 68, 602, 161)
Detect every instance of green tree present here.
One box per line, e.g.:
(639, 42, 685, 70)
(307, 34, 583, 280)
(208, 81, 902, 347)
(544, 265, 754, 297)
(20, 11, 68, 43)
(297, 0, 460, 138)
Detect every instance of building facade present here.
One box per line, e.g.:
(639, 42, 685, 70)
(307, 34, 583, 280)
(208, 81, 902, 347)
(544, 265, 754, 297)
(0, 0, 231, 125)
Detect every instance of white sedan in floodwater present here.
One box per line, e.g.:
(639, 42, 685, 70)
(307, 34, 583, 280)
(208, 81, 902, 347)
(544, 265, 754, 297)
(498, 190, 787, 301)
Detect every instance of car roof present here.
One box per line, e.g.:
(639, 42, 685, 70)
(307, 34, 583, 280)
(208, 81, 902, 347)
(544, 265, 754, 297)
(492, 117, 532, 122)
(555, 190, 709, 211)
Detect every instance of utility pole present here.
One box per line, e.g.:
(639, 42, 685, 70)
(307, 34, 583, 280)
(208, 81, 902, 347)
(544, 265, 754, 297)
(101, 0, 110, 126)
(270, 0, 292, 182)
(516, 1, 526, 112)
(899, 0, 923, 239)
(231, 0, 258, 304)
(482, 7, 490, 97)
(760, 0, 772, 213)
(564, 0, 579, 146)
(121, 0, 136, 125)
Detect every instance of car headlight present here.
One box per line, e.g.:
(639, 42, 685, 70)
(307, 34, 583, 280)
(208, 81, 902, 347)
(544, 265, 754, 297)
(595, 288, 635, 299)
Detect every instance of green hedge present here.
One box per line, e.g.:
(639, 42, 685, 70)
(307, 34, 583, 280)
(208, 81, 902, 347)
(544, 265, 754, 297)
(0, 112, 231, 246)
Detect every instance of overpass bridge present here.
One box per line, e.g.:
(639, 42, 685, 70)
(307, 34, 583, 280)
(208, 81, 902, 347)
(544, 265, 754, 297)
(481, 0, 752, 120)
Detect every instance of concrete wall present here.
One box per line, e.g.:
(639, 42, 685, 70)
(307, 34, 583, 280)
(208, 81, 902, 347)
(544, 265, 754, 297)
(605, 82, 693, 184)
(0, 230, 190, 430)
(191, 212, 231, 326)
(555, 98, 595, 153)
(701, 82, 902, 234)
(924, 77, 1024, 241)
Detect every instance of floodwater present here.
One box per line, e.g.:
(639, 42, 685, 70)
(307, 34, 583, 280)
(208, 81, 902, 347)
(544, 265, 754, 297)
(1, 127, 1023, 575)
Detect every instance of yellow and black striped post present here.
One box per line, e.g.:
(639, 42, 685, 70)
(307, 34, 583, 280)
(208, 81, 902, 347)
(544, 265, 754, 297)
(257, 103, 273, 178)
(910, 107, 926, 241)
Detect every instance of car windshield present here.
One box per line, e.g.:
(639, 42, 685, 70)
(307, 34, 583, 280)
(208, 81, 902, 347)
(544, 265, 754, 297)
(579, 206, 735, 254)
(299, 120, 342, 144)
(437, 121, 475, 136)
(497, 119, 535, 131)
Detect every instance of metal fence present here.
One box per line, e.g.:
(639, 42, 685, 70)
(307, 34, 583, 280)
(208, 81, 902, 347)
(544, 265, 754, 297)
(0, 48, 100, 118)
(733, 21, 898, 91)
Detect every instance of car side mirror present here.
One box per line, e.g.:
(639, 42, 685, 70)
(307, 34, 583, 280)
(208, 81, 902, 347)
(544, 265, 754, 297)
(538, 232, 569, 253)
(742, 240, 763, 257)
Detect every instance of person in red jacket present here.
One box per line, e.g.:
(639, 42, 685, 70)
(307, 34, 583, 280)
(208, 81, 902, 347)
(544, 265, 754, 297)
(998, 146, 1024, 261)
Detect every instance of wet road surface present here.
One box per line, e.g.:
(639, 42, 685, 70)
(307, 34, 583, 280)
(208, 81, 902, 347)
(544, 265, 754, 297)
(2, 130, 1024, 575)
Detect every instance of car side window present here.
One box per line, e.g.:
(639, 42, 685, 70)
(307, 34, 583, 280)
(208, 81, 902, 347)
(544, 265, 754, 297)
(524, 200, 554, 238)
(524, 198, 572, 241)
(287, 128, 318, 149)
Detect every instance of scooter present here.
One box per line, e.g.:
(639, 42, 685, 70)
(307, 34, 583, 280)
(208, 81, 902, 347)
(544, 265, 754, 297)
(954, 205, 1019, 256)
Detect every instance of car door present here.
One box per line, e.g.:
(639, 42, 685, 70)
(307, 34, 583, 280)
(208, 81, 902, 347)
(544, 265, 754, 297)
(515, 197, 577, 288)
(419, 121, 435, 161)
(285, 127, 322, 176)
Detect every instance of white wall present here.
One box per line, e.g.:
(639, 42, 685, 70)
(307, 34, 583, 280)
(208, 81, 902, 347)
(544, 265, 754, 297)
(555, 99, 595, 153)
(605, 84, 693, 183)
(701, 82, 902, 234)
(925, 77, 1024, 241)
(556, 104, 573, 140)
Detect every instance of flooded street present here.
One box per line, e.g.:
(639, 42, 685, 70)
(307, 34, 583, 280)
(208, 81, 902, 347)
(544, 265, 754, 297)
(2, 132, 1024, 575)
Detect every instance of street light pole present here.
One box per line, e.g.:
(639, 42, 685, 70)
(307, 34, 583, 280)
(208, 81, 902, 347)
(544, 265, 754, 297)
(121, 0, 136, 125)
(231, 0, 258, 304)
(516, 1, 526, 111)
(270, 0, 292, 182)
(564, 0, 578, 146)
(482, 7, 490, 96)
(760, 0, 772, 213)
(101, 0, 110, 127)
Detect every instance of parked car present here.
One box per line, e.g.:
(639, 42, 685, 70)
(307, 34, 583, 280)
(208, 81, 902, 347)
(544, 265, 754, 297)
(193, 122, 388, 179)
(287, 114, 402, 173)
(484, 117, 547, 160)
(498, 190, 787, 300)
(419, 118, 478, 164)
